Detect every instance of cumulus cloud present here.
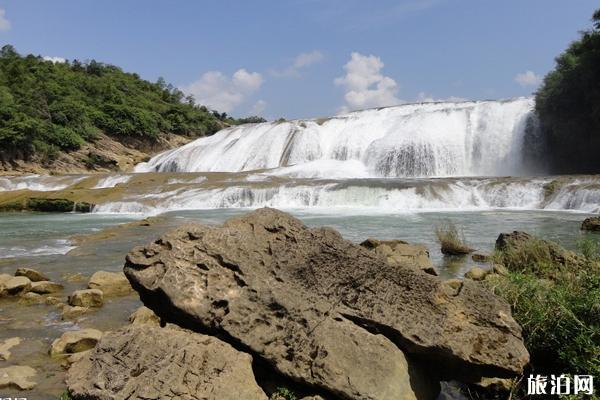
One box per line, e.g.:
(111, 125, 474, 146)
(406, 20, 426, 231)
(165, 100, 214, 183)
(181, 69, 263, 113)
(334, 52, 401, 113)
(271, 50, 324, 78)
(514, 70, 542, 87)
(416, 92, 468, 103)
(43, 56, 67, 64)
(0, 8, 11, 31)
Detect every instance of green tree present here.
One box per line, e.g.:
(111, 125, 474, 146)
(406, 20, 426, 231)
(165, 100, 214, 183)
(535, 8, 600, 173)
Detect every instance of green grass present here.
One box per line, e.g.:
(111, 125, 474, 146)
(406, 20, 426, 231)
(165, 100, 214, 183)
(435, 221, 473, 255)
(484, 235, 600, 398)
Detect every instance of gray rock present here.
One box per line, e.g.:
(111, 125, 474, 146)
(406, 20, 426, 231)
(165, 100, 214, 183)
(125, 208, 528, 393)
(15, 267, 49, 282)
(88, 271, 133, 296)
(67, 325, 268, 400)
(68, 289, 103, 307)
(50, 328, 103, 356)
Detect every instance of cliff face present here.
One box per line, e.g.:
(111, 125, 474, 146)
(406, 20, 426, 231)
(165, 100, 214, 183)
(0, 132, 190, 175)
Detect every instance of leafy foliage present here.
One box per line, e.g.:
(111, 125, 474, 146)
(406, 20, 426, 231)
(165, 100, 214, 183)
(535, 9, 600, 173)
(0, 45, 264, 163)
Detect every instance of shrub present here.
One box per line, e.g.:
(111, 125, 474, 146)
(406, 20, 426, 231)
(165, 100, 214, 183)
(270, 387, 298, 400)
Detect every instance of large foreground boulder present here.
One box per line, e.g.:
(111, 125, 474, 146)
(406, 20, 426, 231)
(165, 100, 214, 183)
(67, 325, 268, 400)
(124, 208, 528, 398)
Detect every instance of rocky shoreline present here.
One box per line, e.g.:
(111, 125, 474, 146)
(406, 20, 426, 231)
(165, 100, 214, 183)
(0, 208, 598, 399)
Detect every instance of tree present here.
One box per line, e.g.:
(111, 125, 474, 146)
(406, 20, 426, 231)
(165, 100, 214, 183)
(535, 8, 600, 173)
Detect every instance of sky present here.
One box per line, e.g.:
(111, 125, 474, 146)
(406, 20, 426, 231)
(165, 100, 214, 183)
(0, 0, 598, 119)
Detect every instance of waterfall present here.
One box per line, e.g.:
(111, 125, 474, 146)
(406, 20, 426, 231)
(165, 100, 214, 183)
(136, 97, 539, 178)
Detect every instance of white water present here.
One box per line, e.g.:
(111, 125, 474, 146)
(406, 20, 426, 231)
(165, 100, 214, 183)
(92, 176, 600, 215)
(93, 174, 133, 189)
(137, 98, 539, 178)
(0, 175, 86, 192)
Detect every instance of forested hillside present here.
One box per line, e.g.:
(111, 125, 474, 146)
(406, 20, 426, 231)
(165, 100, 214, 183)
(535, 9, 600, 173)
(0, 45, 264, 173)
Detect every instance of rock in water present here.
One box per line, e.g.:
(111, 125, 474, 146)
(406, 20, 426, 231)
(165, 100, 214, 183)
(0, 337, 21, 361)
(88, 270, 133, 296)
(67, 325, 268, 400)
(0, 365, 37, 390)
(68, 289, 103, 307)
(50, 328, 103, 356)
(15, 267, 49, 282)
(3, 276, 31, 295)
(29, 280, 63, 294)
(581, 216, 600, 232)
(124, 208, 529, 397)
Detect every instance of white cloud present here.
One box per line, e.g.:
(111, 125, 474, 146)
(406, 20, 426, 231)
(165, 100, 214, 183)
(514, 70, 542, 87)
(181, 69, 263, 113)
(271, 50, 324, 78)
(249, 100, 267, 115)
(0, 8, 11, 31)
(334, 52, 401, 113)
(43, 56, 66, 64)
(416, 92, 468, 103)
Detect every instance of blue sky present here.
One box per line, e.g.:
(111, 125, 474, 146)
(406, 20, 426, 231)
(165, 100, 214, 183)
(0, 1, 598, 119)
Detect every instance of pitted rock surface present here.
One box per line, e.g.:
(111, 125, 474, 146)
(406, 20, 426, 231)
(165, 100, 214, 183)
(67, 325, 267, 400)
(125, 208, 528, 397)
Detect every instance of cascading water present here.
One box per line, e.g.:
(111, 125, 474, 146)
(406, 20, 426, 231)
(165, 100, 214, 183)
(136, 97, 540, 178)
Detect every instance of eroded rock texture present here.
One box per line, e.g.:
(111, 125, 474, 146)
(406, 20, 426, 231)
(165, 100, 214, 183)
(67, 325, 267, 400)
(124, 208, 528, 398)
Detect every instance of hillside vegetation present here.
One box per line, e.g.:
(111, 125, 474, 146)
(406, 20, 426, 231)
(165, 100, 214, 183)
(0, 45, 264, 171)
(535, 9, 600, 173)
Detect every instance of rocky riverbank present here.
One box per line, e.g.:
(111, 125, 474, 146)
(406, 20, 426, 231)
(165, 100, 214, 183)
(1, 208, 598, 399)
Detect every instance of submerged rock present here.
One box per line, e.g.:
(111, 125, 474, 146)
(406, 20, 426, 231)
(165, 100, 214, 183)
(125, 208, 529, 395)
(360, 238, 438, 275)
(60, 304, 89, 320)
(50, 328, 103, 356)
(15, 267, 49, 282)
(68, 289, 103, 307)
(471, 253, 489, 263)
(0, 337, 21, 361)
(67, 325, 268, 400)
(0, 365, 37, 390)
(29, 280, 63, 294)
(88, 270, 133, 296)
(581, 216, 600, 232)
